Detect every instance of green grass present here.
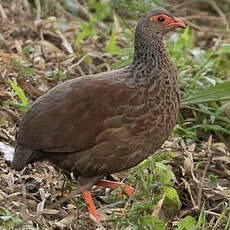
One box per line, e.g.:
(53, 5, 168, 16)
(0, 206, 22, 228)
(167, 27, 230, 142)
(7, 79, 29, 111)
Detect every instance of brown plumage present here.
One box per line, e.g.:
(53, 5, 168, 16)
(12, 9, 186, 219)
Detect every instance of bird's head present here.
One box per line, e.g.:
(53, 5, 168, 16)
(136, 9, 186, 39)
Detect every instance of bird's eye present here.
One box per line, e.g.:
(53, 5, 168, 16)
(158, 17, 165, 22)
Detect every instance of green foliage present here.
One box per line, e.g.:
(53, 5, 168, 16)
(111, 31, 134, 68)
(167, 28, 230, 142)
(197, 204, 206, 230)
(8, 79, 29, 111)
(180, 81, 230, 106)
(22, 45, 33, 56)
(75, 21, 94, 47)
(105, 29, 116, 53)
(10, 58, 22, 68)
(208, 173, 217, 186)
(106, 146, 229, 229)
(10, 58, 34, 78)
(176, 216, 197, 230)
(20, 67, 35, 77)
(88, 1, 112, 21)
(176, 201, 230, 230)
(109, 154, 180, 229)
(152, 151, 175, 162)
(162, 185, 181, 209)
(168, 27, 229, 92)
(10, 58, 32, 69)
(140, 215, 165, 230)
(75, 1, 112, 47)
(45, 70, 67, 79)
(213, 201, 230, 230)
(0, 206, 22, 228)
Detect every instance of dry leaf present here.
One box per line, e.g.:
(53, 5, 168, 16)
(0, 142, 14, 162)
(151, 193, 165, 217)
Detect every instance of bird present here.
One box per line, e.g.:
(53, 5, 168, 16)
(11, 9, 186, 220)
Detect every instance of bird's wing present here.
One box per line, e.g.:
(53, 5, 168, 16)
(17, 71, 135, 153)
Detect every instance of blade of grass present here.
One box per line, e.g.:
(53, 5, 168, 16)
(105, 29, 116, 53)
(8, 79, 28, 106)
(213, 202, 228, 230)
(181, 81, 230, 107)
(8, 79, 29, 111)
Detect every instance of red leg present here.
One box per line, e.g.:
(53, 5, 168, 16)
(82, 190, 99, 220)
(96, 179, 134, 197)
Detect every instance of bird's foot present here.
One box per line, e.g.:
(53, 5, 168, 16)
(82, 180, 145, 221)
(96, 179, 134, 197)
(82, 190, 100, 221)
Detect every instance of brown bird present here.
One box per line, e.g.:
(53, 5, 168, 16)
(12, 9, 186, 220)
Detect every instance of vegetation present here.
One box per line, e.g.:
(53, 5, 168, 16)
(0, 207, 22, 228)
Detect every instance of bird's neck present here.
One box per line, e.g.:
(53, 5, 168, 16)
(129, 35, 171, 77)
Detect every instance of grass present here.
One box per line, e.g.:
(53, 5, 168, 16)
(0, 206, 22, 228)
(7, 79, 29, 111)
(107, 153, 181, 229)
(168, 27, 230, 143)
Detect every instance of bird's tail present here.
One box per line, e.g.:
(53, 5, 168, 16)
(11, 145, 34, 170)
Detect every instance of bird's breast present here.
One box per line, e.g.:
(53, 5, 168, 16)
(122, 73, 179, 152)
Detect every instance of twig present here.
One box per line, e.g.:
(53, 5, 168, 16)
(183, 178, 197, 209)
(205, 0, 229, 30)
(179, 207, 199, 218)
(151, 193, 165, 217)
(215, 131, 230, 149)
(172, 0, 229, 30)
(23, 0, 31, 16)
(182, 18, 204, 31)
(0, 3, 7, 21)
(204, 211, 221, 217)
(55, 1, 81, 23)
(170, 0, 197, 11)
(197, 135, 213, 209)
(71, 0, 90, 21)
(56, 30, 75, 55)
(71, 54, 89, 69)
(11, 0, 16, 13)
(184, 15, 222, 22)
(35, 0, 41, 21)
(76, 65, 85, 76)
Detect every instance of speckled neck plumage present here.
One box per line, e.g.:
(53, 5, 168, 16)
(128, 27, 173, 84)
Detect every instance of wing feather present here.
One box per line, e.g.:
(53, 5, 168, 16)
(17, 72, 133, 153)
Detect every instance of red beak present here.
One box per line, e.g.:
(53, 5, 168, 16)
(167, 17, 186, 29)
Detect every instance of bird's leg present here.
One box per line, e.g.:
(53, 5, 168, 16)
(82, 190, 99, 220)
(96, 179, 134, 197)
